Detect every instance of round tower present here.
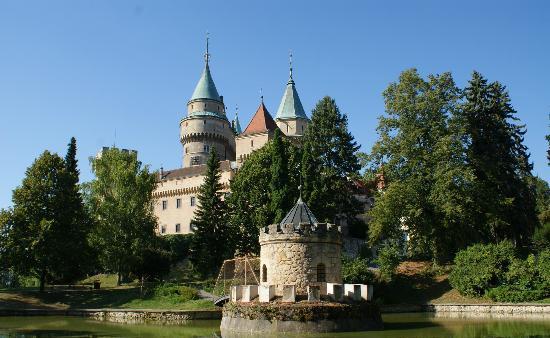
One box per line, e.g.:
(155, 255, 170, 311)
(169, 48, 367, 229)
(180, 40, 236, 167)
(259, 197, 342, 296)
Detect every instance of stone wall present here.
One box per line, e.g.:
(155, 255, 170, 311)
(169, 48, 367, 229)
(259, 223, 342, 295)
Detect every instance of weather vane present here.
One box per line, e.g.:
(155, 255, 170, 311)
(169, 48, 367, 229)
(204, 31, 210, 64)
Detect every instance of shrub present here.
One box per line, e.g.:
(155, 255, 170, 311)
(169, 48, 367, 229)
(533, 222, 550, 252)
(376, 244, 402, 281)
(486, 286, 548, 302)
(536, 249, 550, 285)
(449, 241, 515, 297)
(153, 283, 199, 302)
(342, 256, 375, 284)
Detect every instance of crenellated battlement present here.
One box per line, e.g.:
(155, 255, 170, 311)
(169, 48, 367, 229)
(259, 222, 342, 245)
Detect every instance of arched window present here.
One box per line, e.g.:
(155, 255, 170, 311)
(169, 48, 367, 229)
(317, 263, 326, 282)
(262, 264, 267, 283)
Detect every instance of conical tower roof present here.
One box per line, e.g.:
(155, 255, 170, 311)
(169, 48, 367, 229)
(242, 102, 278, 135)
(280, 197, 318, 226)
(190, 63, 221, 102)
(275, 63, 308, 120)
(232, 110, 242, 134)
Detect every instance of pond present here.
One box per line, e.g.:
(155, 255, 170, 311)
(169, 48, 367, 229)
(0, 313, 549, 337)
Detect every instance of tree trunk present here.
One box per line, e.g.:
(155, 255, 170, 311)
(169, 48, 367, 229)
(39, 270, 46, 292)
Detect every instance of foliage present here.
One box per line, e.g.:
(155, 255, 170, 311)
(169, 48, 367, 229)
(153, 283, 199, 302)
(367, 69, 467, 262)
(376, 243, 402, 281)
(485, 251, 550, 302)
(228, 138, 300, 255)
(533, 223, 550, 253)
(486, 286, 547, 303)
(190, 149, 231, 277)
(456, 73, 538, 249)
(366, 69, 539, 262)
(160, 234, 193, 263)
(301, 96, 363, 230)
(269, 129, 292, 223)
(5, 144, 90, 291)
(88, 147, 158, 285)
(537, 249, 550, 285)
(341, 256, 375, 284)
(449, 241, 516, 297)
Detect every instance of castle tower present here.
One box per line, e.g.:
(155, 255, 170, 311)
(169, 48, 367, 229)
(180, 38, 236, 167)
(275, 54, 309, 137)
(259, 197, 342, 295)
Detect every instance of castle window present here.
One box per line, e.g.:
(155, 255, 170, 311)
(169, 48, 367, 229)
(175, 223, 181, 233)
(190, 196, 196, 207)
(176, 198, 181, 208)
(204, 104, 207, 109)
(161, 225, 166, 234)
(251, 140, 254, 147)
(302, 125, 304, 132)
(204, 120, 206, 125)
(317, 263, 326, 282)
(162, 200, 167, 210)
(287, 125, 289, 133)
(191, 156, 200, 165)
(262, 264, 267, 283)
(204, 145, 210, 153)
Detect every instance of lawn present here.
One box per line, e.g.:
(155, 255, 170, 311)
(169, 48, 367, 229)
(0, 279, 216, 311)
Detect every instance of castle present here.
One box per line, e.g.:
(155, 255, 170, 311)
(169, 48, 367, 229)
(152, 42, 310, 235)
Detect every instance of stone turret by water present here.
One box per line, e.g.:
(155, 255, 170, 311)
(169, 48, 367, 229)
(259, 197, 343, 295)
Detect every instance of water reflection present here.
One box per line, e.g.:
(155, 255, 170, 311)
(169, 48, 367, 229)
(0, 313, 549, 338)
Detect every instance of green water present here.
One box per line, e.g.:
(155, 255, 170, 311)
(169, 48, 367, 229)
(0, 313, 549, 337)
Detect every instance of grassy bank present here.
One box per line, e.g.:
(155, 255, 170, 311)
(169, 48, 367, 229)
(0, 274, 216, 311)
(379, 261, 550, 304)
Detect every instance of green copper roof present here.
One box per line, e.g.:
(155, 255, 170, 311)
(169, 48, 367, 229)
(186, 111, 228, 120)
(190, 63, 221, 102)
(232, 113, 242, 134)
(275, 76, 308, 120)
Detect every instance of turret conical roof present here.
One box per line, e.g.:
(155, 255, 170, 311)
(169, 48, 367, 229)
(275, 73, 308, 120)
(190, 63, 221, 102)
(280, 197, 318, 227)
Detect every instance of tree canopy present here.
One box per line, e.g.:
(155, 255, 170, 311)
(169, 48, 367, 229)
(88, 147, 157, 285)
(366, 69, 539, 262)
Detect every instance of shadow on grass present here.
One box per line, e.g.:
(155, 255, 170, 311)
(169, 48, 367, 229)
(377, 272, 452, 305)
(2, 287, 144, 309)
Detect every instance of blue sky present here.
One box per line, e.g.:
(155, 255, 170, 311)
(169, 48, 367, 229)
(1, 0, 549, 208)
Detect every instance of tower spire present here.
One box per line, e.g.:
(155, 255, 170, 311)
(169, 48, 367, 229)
(204, 32, 210, 64)
(260, 87, 264, 103)
(289, 50, 293, 82)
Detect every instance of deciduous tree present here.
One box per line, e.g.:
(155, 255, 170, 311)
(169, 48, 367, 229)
(88, 148, 157, 285)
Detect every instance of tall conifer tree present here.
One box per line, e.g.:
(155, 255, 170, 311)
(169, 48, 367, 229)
(457, 72, 538, 246)
(269, 129, 291, 223)
(190, 148, 229, 277)
(302, 96, 361, 224)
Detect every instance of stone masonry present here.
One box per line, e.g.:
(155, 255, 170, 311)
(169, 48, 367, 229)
(259, 222, 342, 296)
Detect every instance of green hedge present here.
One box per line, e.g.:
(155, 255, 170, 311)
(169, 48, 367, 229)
(342, 256, 375, 284)
(449, 242, 550, 302)
(153, 283, 199, 302)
